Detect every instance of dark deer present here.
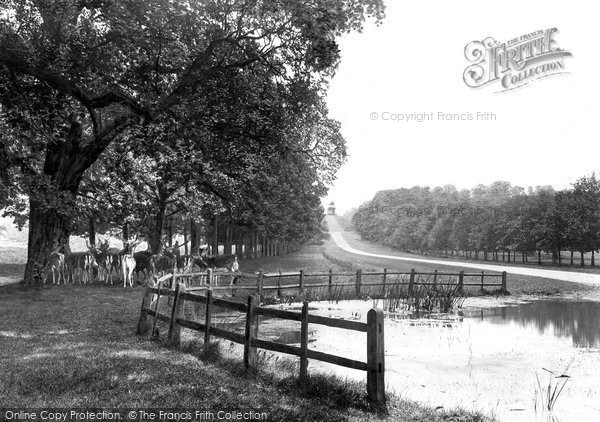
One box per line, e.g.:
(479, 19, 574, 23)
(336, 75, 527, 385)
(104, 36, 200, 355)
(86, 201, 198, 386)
(64, 241, 98, 284)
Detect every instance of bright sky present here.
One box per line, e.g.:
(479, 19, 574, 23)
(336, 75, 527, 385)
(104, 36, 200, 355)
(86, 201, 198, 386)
(324, 0, 599, 214)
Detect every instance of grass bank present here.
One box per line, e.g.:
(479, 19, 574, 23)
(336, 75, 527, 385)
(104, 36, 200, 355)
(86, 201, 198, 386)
(0, 283, 492, 421)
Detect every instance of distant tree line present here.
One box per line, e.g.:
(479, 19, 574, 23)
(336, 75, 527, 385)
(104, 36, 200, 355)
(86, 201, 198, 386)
(352, 176, 600, 266)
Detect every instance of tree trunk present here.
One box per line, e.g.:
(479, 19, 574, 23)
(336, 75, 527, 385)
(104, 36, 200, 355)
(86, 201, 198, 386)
(592, 250, 596, 267)
(570, 250, 574, 266)
(580, 251, 585, 267)
(189, 218, 198, 254)
(224, 223, 232, 255)
(538, 250, 542, 265)
(183, 223, 189, 255)
(23, 117, 120, 284)
(148, 203, 166, 254)
(167, 219, 173, 247)
(253, 232, 258, 258)
(240, 235, 245, 258)
(89, 216, 96, 246)
(24, 199, 72, 285)
(211, 216, 219, 255)
(89, 216, 98, 279)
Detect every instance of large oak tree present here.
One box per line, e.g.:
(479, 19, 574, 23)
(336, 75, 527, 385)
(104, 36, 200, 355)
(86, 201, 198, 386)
(0, 0, 384, 284)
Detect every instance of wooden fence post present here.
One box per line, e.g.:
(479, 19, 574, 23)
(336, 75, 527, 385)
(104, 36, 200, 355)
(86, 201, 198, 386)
(136, 287, 154, 335)
(168, 273, 175, 306)
(480, 270, 484, 292)
(409, 269, 415, 295)
(458, 270, 464, 294)
(257, 271, 264, 299)
(207, 268, 213, 287)
(328, 269, 333, 297)
(167, 282, 185, 346)
(299, 269, 305, 293)
(204, 289, 213, 345)
(355, 269, 362, 296)
(300, 301, 309, 379)
(151, 283, 162, 338)
(501, 271, 507, 293)
(244, 294, 259, 369)
(367, 308, 385, 404)
(382, 268, 387, 290)
(432, 269, 438, 292)
(277, 270, 282, 298)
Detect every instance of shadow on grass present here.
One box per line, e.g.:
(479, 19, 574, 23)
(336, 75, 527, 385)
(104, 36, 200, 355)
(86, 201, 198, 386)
(180, 339, 385, 414)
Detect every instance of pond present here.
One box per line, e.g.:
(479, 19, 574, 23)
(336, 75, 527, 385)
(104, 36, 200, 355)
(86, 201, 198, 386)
(279, 299, 600, 422)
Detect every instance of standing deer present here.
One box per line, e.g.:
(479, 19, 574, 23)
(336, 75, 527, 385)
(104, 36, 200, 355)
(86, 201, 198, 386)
(133, 248, 154, 283)
(122, 236, 142, 288)
(187, 246, 240, 286)
(87, 240, 112, 283)
(64, 242, 98, 284)
(43, 245, 65, 284)
(200, 249, 240, 273)
(159, 240, 190, 272)
(107, 246, 123, 283)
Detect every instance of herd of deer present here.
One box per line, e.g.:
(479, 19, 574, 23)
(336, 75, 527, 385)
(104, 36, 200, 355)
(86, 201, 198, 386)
(43, 236, 240, 287)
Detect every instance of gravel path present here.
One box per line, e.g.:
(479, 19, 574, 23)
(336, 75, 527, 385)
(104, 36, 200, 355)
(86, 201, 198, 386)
(327, 216, 600, 286)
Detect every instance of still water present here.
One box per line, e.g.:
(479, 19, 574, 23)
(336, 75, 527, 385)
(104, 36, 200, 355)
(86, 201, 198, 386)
(288, 299, 600, 422)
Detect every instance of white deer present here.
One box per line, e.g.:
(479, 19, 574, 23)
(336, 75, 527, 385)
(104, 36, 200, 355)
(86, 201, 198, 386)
(122, 236, 142, 288)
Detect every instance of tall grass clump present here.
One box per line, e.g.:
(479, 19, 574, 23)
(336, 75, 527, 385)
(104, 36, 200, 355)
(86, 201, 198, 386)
(535, 366, 571, 413)
(262, 272, 467, 314)
(379, 274, 465, 314)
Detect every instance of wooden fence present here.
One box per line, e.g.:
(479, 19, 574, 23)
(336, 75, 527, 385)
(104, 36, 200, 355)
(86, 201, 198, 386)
(137, 279, 386, 404)
(258, 268, 507, 295)
(164, 268, 508, 299)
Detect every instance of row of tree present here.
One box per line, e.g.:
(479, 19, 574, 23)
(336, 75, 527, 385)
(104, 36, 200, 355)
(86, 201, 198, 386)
(352, 176, 600, 266)
(0, 0, 386, 284)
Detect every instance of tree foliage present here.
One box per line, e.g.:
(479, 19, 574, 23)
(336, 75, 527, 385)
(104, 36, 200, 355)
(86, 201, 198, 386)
(353, 176, 600, 265)
(0, 0, 384, 283)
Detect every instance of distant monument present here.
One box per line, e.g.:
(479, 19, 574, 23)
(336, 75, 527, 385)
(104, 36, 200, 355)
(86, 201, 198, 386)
(327, 202, 336, 215)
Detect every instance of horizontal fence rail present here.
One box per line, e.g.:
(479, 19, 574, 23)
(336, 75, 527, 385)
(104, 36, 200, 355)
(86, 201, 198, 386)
(137, 283, 386, 404)
(159, 267, 508, 299)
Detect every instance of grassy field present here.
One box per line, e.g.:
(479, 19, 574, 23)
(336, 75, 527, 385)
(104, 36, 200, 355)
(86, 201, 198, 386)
(1, 235, 594, 421)
(0, 245, 493, 422)
(0, 246, 26, 285)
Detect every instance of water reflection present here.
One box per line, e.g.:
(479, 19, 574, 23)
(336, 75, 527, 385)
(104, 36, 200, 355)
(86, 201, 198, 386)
(305, 299, 600, 422)
(459, 300, 600, 348)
